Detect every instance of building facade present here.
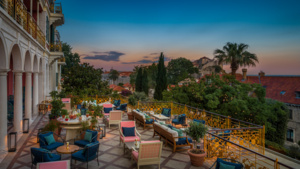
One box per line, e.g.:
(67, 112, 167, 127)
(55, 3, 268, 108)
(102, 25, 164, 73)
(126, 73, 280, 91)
(193, 56, 220, 78)
(0, 0, 65, 150)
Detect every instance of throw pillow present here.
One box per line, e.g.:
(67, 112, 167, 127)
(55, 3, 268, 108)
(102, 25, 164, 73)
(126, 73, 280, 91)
(84, 131, 93, 142)
(41, 148, 53, 158)
(122, 127, 135, 136)
(162, 109, 169, 116)
(219, 162, 236, 169)
(44, 134, 55, 145)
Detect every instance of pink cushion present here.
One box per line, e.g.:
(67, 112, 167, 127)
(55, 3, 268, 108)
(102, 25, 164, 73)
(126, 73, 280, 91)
(38, 161, 68, 169)
(106, 118, 109, 121)
(103, 104, 112, 108)
(120, 136, 140, 142)
(132, 151, 139, 161)
(141, 140, 160, 144)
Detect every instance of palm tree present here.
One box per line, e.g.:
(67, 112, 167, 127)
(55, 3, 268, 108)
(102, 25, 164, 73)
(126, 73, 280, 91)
(109, 69, 119, 84)
(214, 42, 258, 75)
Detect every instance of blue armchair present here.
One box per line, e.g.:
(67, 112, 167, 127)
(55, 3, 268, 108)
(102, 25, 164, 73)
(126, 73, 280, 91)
(172, 114, 186, 126)
(71, 142, 100, 169)
(31, 147, 61, 169)
(116, 103, 127, 111)
(74, 130, 99, 147)
(193, 119, 205, 124)
(77, 104, 82, 109)
(104, 107, 113, 113)
(113, 100, 121, 107)
(209, 158, 244, 169)
(38, 131, 64, 151)
(161, 108, 171, 117)
(81, 108, 87, 115)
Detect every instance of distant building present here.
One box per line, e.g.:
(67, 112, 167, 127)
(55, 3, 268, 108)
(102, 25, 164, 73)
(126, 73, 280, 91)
(102, 70, 133, 85)
(193, 56, 220, 78)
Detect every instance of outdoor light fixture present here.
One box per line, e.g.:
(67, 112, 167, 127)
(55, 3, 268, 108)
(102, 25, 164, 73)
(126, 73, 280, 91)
(8, 132, 17, 152)
(23, 118, 29, 133)
(99, 124, 106, 137)
(37, 128, 43, 143)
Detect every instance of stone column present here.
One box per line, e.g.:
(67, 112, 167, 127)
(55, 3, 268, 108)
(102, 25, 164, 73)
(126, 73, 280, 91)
(0, 70, 8, 150)
(25, 72, 32, 122)
(13, 72, 23, 134)
(33, 73, 39, 117)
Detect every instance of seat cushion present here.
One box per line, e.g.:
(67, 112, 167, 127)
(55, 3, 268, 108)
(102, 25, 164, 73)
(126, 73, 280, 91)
(172, 119, 179, 124)
(132, 151, 139, 161)
(42, 142, 64, 151)
(75, 140, 91, 147)
(193, 119, 205, 124)
(219, 162, 236, 169)
(145, 119, 154, 124)
(176, 138, 192, 145)
(216, 158, 243, 169)
(72, 150, 97, 162)
(48, 153, 61, 162)
(121, 136, 140, 142)
(122, 127, 135, 136)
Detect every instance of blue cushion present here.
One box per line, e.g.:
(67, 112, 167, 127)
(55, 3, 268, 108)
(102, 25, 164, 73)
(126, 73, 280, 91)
(75, 140, 90, 147)
(216, 158, 243, 169)
(122, 127, 135, 136)
(86, 130, 98, 142)
(77, 104, 82, 109)
(82, 143, 93, 155)
(220, 162, 236, 169)
(162, 108, 171, 117)
(145, 119, 154, 124)
(42, 142, 64, 151)
(31, 148, 61, 163)
(44, 134, 55, 145)
(39, 132, 53, 146)
(193, 119, 205, 124)
(84, 131, 92, 142)
(72, 150, 97, 162)
(172, 119, 179, 124)
(104, 107, 113, 113)
(176, 138, 192, 145)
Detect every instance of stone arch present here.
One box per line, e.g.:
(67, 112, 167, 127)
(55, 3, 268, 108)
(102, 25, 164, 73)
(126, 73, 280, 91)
(24, 51, 32, 72)
(0, 32, 8, 70)
(33, 55, 38, 72)
(9, 44, 22, 71)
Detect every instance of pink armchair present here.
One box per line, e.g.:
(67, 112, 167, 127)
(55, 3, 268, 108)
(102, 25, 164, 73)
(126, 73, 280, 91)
(131, 140, 163, 169)
(119, 121, 141, 146)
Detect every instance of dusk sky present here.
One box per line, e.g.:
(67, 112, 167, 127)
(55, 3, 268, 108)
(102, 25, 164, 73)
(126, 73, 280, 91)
(58, 0, 300, 75)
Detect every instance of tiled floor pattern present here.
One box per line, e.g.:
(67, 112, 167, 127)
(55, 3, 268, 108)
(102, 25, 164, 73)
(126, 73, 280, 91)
(5, 114, 215, 169)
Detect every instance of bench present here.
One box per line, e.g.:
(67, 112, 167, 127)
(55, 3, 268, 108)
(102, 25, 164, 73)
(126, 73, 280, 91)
(132, 110, 155, 130)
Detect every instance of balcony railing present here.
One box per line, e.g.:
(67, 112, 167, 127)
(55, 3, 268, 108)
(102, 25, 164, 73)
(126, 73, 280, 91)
(58, 57, 65, 62)
(0, 0, 46, 47)
(50, 41, 62, 52)
(50, 2, 62, 14)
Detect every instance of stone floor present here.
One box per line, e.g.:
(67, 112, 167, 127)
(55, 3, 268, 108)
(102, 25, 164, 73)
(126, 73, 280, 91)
(1, 113, 216, 169)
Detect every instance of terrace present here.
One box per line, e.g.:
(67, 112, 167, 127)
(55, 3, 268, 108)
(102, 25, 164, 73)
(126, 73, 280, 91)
(0, 97, 297, 169)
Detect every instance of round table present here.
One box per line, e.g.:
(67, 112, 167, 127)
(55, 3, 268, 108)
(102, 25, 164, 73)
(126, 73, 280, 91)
(56, 145, 80, 154)
(57, 117, 91, 141)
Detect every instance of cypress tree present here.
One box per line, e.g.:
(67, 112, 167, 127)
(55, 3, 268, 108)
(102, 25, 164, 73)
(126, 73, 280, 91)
(154, 52, 167, 100)
(142, 69, 149, 95)
(135, 67, 143, 92)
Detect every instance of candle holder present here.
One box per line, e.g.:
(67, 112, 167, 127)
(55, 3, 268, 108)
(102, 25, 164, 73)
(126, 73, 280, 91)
(134, 138, 138, 147)
(66, 142, 69, 150)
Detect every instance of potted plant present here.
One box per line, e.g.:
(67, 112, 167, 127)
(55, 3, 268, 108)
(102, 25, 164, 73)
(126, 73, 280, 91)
(80, 121, 90, 139)
(42, 120, 61, 140)
(65, 115, 69, 121)
(93, 105, 103, 118)
(185, 121, 208, 167)
(86, 110, 90, 117)
(61, 109, 68, 118)
(49, 91, 65, 120)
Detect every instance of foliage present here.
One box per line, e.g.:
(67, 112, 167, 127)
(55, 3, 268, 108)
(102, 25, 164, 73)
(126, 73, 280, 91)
(154, 52, 167, 100)
(61, 43, 81, 75)
(128, 92, 148, 106)
(130, 63, 157, 89)
(81, 121, 90, 131)
(93, 105, 103, 118)
(61, 109, 68, 116)
(163, 74, 288, 144)
(118, 83, 124, 87)
(142, 69, 149, 95)
(185, 122, 208, 148)
(214, 42, 258, 75)
(167, 57, 198, 84)
(109, 69, 119, 84)
(49, 91, 65, 119)
(121, 89, 132, 97)
(135, 67, 143, 92)
(111, 91, 121, 100)
(287, 145, 300, 159)
(42, 120, 60, 132)
(62, 62, 111, 96)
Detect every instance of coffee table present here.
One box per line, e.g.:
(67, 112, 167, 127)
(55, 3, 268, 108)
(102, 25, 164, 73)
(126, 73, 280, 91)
(124, 141, 140, 154)
(56, 145, 80, 154)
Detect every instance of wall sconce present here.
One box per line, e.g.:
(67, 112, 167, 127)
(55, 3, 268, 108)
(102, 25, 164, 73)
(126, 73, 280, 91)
(8, 132, 17, 152)
(23, 118, 29, 133)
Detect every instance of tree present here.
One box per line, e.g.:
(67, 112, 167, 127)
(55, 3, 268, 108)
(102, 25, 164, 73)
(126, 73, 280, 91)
(130, 64, 157, 89)
(135, 67, 143, 92)
(214, 42, 258, 75)
(154, 52, 167, 100)
(142, 69, 149, 95)
(61, 43, 80, 75)
(109, 69, 119, 84)
(167, 57, 199, 84)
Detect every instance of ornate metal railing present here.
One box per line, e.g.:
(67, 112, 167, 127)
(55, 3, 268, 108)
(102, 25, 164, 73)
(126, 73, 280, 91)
(50, 2, 62, 14)
(50, 41, 62, 52)
(204, 133, 293, 169)
(0, 0, 46, 47)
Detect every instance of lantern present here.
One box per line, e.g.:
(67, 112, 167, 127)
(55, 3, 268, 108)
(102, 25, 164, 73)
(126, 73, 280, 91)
(8, 132, 17, 152)
(37, 128, 43, 143)
(98, 124, 106, 137)
(23, 118, 29, 133)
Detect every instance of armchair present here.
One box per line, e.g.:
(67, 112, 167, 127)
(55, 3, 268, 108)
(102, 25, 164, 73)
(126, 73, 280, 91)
(38, 131, 64, 151)
(116, 103, 127, 111)
(161, 108, 171, 117)
(31, 147, 61, 169)
(71, 142, 100, 169)
(172, 114, 186, 126)
(131, 140, 163, 169)
(119, 121, 141, 149)
(113, 100, 121, 107)
(209, 158, 244, 169)
(74, 130, 99, 147)
(105, 110, 123, 128)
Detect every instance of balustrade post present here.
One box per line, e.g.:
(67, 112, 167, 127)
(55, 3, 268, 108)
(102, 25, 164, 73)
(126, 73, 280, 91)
(227, 116, 231, 128)
(263, 125, 265, 155)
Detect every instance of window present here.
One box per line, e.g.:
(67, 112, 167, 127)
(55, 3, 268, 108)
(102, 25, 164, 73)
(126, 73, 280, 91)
(286, 129, 294, 142)
(288, 109, 293, 120)
(296, 91, 300, 99)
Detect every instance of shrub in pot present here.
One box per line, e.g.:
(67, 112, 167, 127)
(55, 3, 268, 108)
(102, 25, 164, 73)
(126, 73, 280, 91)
(61, 109, 68, 118)
(185, 121, 208, 167)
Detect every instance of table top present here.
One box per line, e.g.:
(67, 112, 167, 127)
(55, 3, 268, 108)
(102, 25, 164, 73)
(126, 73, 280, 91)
(57, 117, 91, 125)
(151, 114, 170, 120)
(37, 160, 70, 169)
(125, 141, 140, 150)
(56, 145, 80, 154)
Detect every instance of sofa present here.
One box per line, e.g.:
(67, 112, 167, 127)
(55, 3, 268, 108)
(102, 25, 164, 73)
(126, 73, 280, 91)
(153, 122, 193, 152)
(132, 110, 155, 129)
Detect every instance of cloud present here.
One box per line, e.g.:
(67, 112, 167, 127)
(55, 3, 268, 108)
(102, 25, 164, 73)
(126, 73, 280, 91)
(143, 56, 149, 58)
(122, 59, 154, 64)
(83, 51, 125, 61)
